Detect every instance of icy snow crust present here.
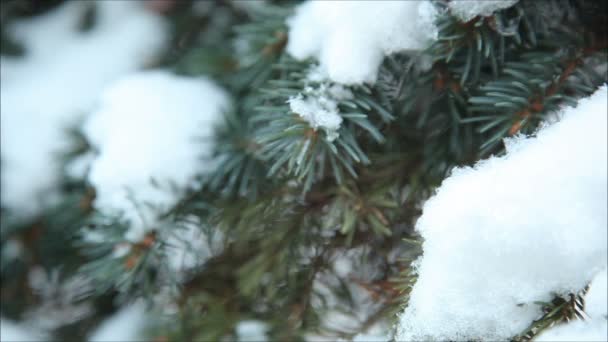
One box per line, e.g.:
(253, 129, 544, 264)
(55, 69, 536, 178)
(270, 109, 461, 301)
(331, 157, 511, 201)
(83, 71, 229, 241)
(286, 1, 437, 85)
(0, 1, 167, 218)
(396, 86, 608, 341)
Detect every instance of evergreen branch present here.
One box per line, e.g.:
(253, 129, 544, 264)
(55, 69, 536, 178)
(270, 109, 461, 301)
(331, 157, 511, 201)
(513, 285, 591, 341)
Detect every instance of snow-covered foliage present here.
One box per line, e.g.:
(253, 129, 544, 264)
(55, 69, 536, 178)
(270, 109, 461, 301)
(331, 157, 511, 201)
(536, 268, 608, 341)
(0, 1, 167, 219)
(448, 0, 519, 22)
(286, 1, 437, 84)
(288, 81, 353, 142)
(82, 71, 229, 241)
(396, 86, 608, 341)
(88, 302, 147, 342)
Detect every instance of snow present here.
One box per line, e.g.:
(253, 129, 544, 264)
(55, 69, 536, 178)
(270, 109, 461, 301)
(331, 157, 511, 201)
(352, 332, 388, 342)
(0, 1, 167, 219)
(288, 83, 353, 142)
(350, 323, 391, 342)
(585, 269, 608, 319)
(396, 86, 608, 341)
(236, 320, 269, 342)
(449, 0, 519, 22)
(286, 1, 437, 84)
(0, 319, 46, 342)
(535, 320, 608, 342)
(83, 71, 229, 241)
(536, 268, 608, 341)
(88, 302, 147, 342)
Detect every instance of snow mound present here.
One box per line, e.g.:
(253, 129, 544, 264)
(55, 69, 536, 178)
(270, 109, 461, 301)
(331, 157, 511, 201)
(83, 71, 229, 241)
(0, 1, 167, 218)
(396, 86, 608, 341)
(535, 320, 608, 342)
(286, 1, 437, 85)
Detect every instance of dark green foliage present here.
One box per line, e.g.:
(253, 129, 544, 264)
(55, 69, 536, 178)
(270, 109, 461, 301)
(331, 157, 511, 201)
(253, 57, 391, 193)
(1, 0, 606, 341)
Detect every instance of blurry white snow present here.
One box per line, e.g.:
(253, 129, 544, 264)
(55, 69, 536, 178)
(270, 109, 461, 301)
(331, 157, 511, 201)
(88, 302, 147, 342)
(396, 86, 608, 341)
(236, 320, 269, 342)
(0, 1, 168, 219)
(286, 1, 437, 85)
(83, 70, 229, 241)
(0, 318, 46, 342)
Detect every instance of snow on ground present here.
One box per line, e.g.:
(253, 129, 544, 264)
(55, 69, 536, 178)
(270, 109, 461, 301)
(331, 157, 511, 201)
(0, 1, 167, 219)
(286, 1, 437, 85)
(396, 86, 608, 341)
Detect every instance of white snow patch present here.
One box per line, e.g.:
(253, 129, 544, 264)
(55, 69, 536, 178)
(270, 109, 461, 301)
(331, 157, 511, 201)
(0, 319, 46, 342)
(349, 323, 391, 342)
(83, 71, 229, 241)
(286, 1, 437, 84)
(449, 0, 519, 22)
(585, 269, 608, 319)
(88, 302, 147, 342)
(536, 268, 607, 342)
(236, 320, 269, 342)
(352, 332, 389, 342)
(396, 86, 608, 341)
(0, 1, 167, 219)
(288, 83, 352, 142)
(535, 320, 608, 342)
